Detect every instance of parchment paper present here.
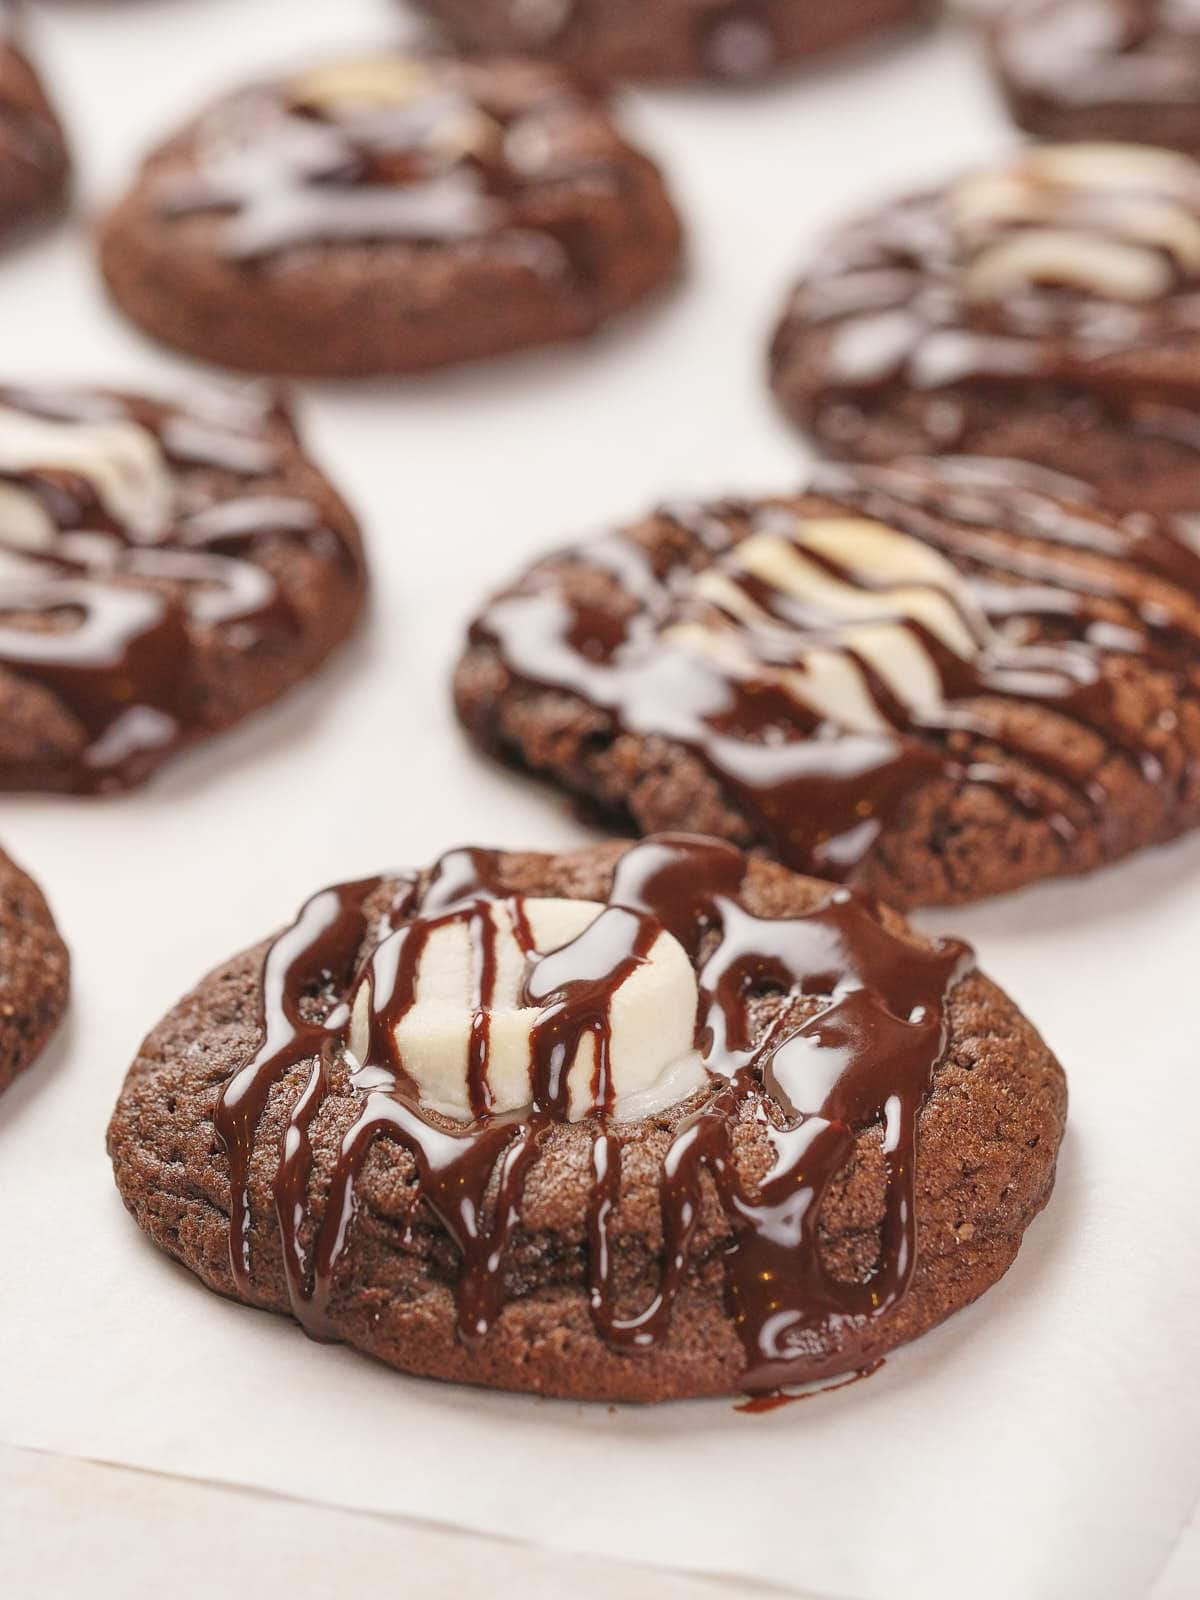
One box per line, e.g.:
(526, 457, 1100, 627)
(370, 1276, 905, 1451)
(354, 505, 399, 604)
(1, 4, 1197, 1596)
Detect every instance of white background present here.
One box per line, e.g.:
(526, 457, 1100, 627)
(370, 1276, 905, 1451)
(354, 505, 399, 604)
(0, 3, 1198, 1597)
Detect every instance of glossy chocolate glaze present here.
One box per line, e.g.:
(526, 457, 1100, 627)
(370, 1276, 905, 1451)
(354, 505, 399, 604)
(0, 386, 361, 792)
(213, 836, 973, 1392)
(464, 457, 1200, 881)
(771, 141, 1200, 451)
(158, 56, 626, 271)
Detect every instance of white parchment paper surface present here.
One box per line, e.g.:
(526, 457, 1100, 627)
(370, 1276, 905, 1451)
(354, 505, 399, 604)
(0, 4, 1197, 1596)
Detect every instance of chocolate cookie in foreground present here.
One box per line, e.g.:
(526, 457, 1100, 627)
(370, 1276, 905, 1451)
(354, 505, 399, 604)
(770, 141, 1200, 518)
(411, 0, 932, 83)
(978, 1, 1200, 151)
(456, 458, 1200, 907)
(0, 383, 365, 793)
(0, 847, 67, 1095)
(97, 55, 682, 377)
(106, 835, 1066, 1402)
(0, 5, 70, 242)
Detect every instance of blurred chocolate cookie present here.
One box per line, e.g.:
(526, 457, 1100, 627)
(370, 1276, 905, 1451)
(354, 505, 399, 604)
(107, 834, 1066, 1401)
(0, 4, 69, 242)
(0, 383, 365, 793)
(978, 0, 1200, 152)
(98, 54, 683, 376)
(456, 457, 1200, 906)
(411, 0, 932, 83)
(0, 846, 67, 1096)
(770, 142, 1200, 520)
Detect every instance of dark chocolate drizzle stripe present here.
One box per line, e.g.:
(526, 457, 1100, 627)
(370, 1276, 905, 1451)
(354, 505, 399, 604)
(216, 875, 393, 1296)
(213, 836, 972, 1392)
(466, 457, 1200, 881)
(157, 60, 620, 270)
(774, 142, 1200, 422)
(0, 387, 359, 791)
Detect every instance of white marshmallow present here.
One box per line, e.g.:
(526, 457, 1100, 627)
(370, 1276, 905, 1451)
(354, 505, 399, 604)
(672, 514, 987, 736)
(0, 405, 172, 539)
(348, 898, 705, 1123)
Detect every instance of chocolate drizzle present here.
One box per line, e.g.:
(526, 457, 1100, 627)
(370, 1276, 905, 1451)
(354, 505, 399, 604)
(0, 385, 361, 792)
(156, 56, 622, 272)
(213, 835, 973, 1393)
(771, 140, 1200, 453)
(463, 456, 1200, 883)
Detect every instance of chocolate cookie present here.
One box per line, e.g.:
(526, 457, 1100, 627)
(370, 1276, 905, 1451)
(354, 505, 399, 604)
(106, 834, 1066, 1402)
(769, 141, 1200, 520)
(455, 458, 1200, 907)
(0, 846, 68, 1096)
(97, 55, 682, 377)
(977, 1, 1200, 152)
(0, 4, 70, 242)
(410, 0, 932, 83)
(0, 383, 365, 793)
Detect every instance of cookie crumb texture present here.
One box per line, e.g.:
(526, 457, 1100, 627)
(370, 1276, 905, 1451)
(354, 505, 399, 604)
(413, 0, 932, 83)
(771, 141, 1200, 520)
(0, 847, 68, 1095)
(456, 459, 1200, 907)
(107, 837, 1067, 1403)
(0, 384, 366, 793)
(0, 15, 70, 242)
(97, 54, 683, 376)
(980, 0, 1200, 153)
